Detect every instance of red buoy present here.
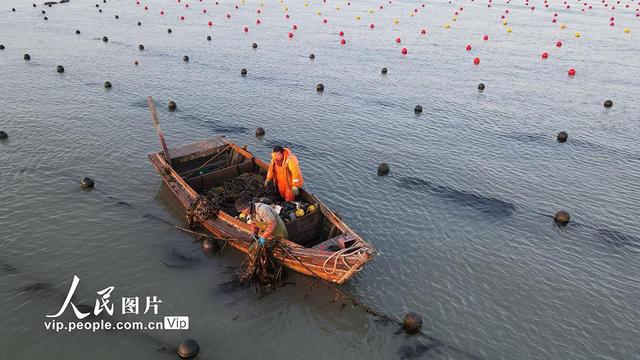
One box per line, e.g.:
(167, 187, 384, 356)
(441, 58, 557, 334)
(208, 21, 213, 26)
(288, 32, 294, 38)
(541, 52, 549, 59)
(556, 41, 562, 47)
(401, 47, 407, 54)
(421, 29, 427, 34)
(144, 6, 148, 10)
(292, 24, 298, 30)
(256, 19, 261, 24)
(226, 13, 231, 18)
(396, 37, 401, 43)
(243, 26, 249, 32)
(203, 9, 207, 13)
(466, 44, 472, 51)
(339, 31, 344, 36)
(323, 18, 328, 24)
(483, 35, 489, 41)
(160, 10, 164, 15)
(180, 15, 185, 20)
(568, 68, 576, 76)
(285, 14, 289, 18)
(370, 23, 375, 29)
(473, 57, 480, 65)
(340, 38, 346, 45)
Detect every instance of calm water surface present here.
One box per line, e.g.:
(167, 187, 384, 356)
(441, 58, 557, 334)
(1, 0, 639, 359)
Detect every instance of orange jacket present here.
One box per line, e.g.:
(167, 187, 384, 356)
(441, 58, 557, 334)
(266, 148, 304, 201)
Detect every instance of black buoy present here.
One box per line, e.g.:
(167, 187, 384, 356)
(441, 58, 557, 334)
(0, 45, 5, 50)
(183, 55, 189, 62)
(24, 54, 31, 61)
(75, 29, 80, 34)
(206, 35, 212, 41)
(33, 4, 37, 7)
(168, 101, 177, 111)
(478, 83, 485, 90)
(138, 44, 144, 50)
(554, 211, 570, 225)
(102, 36, 108, 42)
(56, 65, 64, 73)
(252, 42, 258, 48)
(134, 60, 139, 65)
(0, 131, 8, 139)
(381, 67, 388, 74)
(12, 8, 15, 11)
(240, 68, 247, 75)
(557, 131, 568, 143)
(104, 81, 112, 89)
(316, 83, 324, 92)
(41, 10, 46, 14)
(377, 163, 390, 176)
(137, 21, 142, 26)
(80, 177, 95, 189)
(177, 339, 199, 359)
(403, 312, 423, 334)
(95, 3, 99, 7)
(167, 28, 172, 33)
(98, 9, 102, 13)
(309, 53, 315, 59)
(414, 105, 422, 113)
(604, 100, 613, 108)
(115, 15, 119, 19)
(43, 16, 48, 20)
(255, 127, 265, 136)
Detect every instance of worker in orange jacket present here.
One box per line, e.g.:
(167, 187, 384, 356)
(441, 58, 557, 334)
(264, 146, 304, 202)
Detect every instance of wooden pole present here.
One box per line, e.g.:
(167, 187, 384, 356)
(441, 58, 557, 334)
(147, 96, 171, 167)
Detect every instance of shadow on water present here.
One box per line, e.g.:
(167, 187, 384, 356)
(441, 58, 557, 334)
(397, 176, 516, 217)
(595, 228, 640, 253)
(398, 342, 444, 360)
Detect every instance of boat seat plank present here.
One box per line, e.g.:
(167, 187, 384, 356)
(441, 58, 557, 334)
(169, 136, 228, 163)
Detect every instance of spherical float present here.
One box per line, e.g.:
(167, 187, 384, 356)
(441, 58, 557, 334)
(396, 37, 401, 43)
(381, 67, 388, 74)
(202, 239, 216, 252)
(339, 31, 344, 36)
(473, 57, 480, 65)
(309, 53, 315, 59)
(401, 47, 407, 55)
(556, 41, 562, 47)
(340, 39, 346, 45)
(478, 83, 485, 90)
(0, 131, 7, 139)
(403, 312, 423, 334)
(557, 131, 568, 143)
(421, 29, 427, 35)
(207, 35, 212, 41)
(414, 105, 422, 113)
(554, 211, 571, 225)
(167, 28, 172, 33)
(252, 42, 257, 48)
(316, 83, 324, 92)
(102, 36, 108, 42)
(0, 45, 5, 50)
(541, 52, 549, 59)
(241, 68, 248, 75)
(134, 60, 139, 65)
(466, 44, 472, 51)
(138, 21, 142, 26)
(115, 15, 119, 19)
(288, 32, 294, 38)
(483, 34, 489, 41)
(604, 100, 613, 108)
(138, 44, 144, 50)
(43, 16, 48, 20)
(255, 127, 265, 136)
(183, 55, 189, 62)
(80, 177, 95, 189)
(568, 68, 576, 76)
(177, 339, 200, 359)
(104, 81, 112, 89)
(24, 54, 31, 61)
(56, 65, 64, 73)
(168, 101, 177, 111)
(377, 163, 390, 176)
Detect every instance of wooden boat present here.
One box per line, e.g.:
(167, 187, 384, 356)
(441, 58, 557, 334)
(146, 99, 376, 284)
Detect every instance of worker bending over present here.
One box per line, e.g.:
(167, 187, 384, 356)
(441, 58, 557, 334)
(264, 146, 304, 202)
(235, 198, 288, 246)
